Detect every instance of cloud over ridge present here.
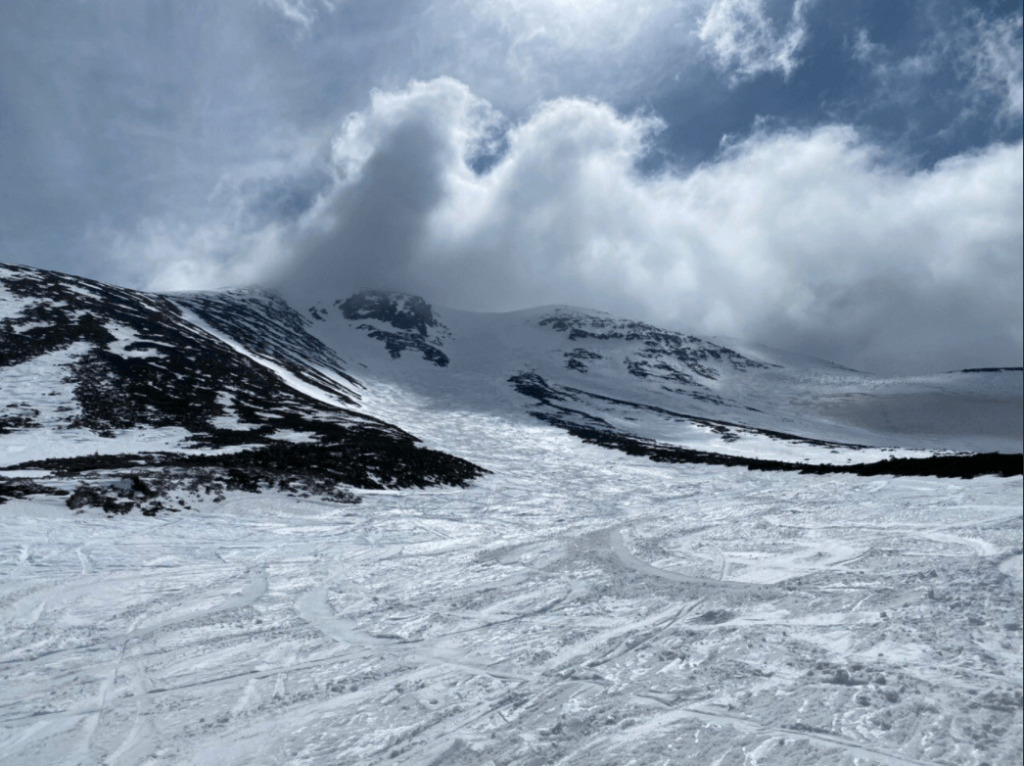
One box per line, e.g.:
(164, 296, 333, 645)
(242, 78, 1023, 374)
(4, 3, 1020, 374)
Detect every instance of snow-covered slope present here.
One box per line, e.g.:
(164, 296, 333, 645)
(4, 264, 1018, 486)
(0, 264, 484, 495)
(2, 267, 1022, 766)
(302, 290, 1023, 466)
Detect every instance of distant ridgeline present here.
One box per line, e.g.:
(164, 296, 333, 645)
(959, 367, 1024, 373)
(0, 262, 1020, 517)
(547, 421, 1021, 480)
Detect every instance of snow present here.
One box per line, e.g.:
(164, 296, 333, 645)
(104, 323, 163, 360)
(306, 301, 1022, 462)
(0, 425, 196, 466)
(0, 273, 26, 314)
(207, 392, 259, 432)
(0, 342, 87, 427)
(2, 280, 1021, 764)
(0, 342, 209, 465)
(1, 392, 1020, 765)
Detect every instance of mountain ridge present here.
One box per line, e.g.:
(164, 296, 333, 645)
(0, 263, 486, 509)
(2, 263, 1020, 516)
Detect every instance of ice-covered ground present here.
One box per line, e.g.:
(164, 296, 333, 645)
(2, 391, 1021, 765)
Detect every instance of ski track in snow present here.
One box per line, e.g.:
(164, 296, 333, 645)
(3, 266, 1022, 765)
(2, 392, 1021, 766)
(1, 280, 1022, 764)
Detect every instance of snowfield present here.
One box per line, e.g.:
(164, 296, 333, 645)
(2, 268, 1021, 765)
(2, 404, 1021, 765)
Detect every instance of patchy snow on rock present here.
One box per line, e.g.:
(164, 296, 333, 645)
(0, 341, 88, 432)
(103, 322, 164, 360)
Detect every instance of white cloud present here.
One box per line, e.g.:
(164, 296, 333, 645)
(7, 3, 1020, 376)
(329, 79, 500, 185)
(407, 0, 712, 108)
(852, 11, 1023, 124)
(957, 12, 1023, 120)
(851, 28, 942, 97)
(109, 75, 1023, 372)
(265, 78, 1021, 373)
(260, 0, 338, 29)
(462, 0, 683, 54)
(699, 0, 814, 83)
(107, 216, 287, 293)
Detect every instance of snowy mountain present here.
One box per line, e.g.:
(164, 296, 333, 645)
(1, 263, 1022, 766)
(3, 263, 1019, 502)
(0, 264, 485, 511)
(301, 287, 1021, 474)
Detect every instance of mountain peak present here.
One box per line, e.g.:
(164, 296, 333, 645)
(337, 290, 438, 337)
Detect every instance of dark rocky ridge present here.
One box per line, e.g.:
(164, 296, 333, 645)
(313, 290, 452, 366)
(7, 431, 485, 514)
(0, 263, 485, 497)
(539, 309, 773, 387)
(340, 291, 439, 336)
(172, 288, 363, 405)
(509, 372, 850, 449)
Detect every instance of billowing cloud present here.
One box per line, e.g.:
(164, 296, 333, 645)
(257, 78, 1022, 374)
(4, 3, 1021, 374)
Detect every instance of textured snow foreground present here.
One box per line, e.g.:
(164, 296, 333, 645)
(2, 405, 1022, 766)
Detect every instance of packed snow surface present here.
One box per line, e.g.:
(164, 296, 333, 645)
(2, 276, 1021, 765)
(2, 396, 1021, 765)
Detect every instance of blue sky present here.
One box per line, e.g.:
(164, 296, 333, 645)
(1, 0, 1021, 372)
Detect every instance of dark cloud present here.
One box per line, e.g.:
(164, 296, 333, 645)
(279, 113, 454, 295)
(265, 79, 1021, 373)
